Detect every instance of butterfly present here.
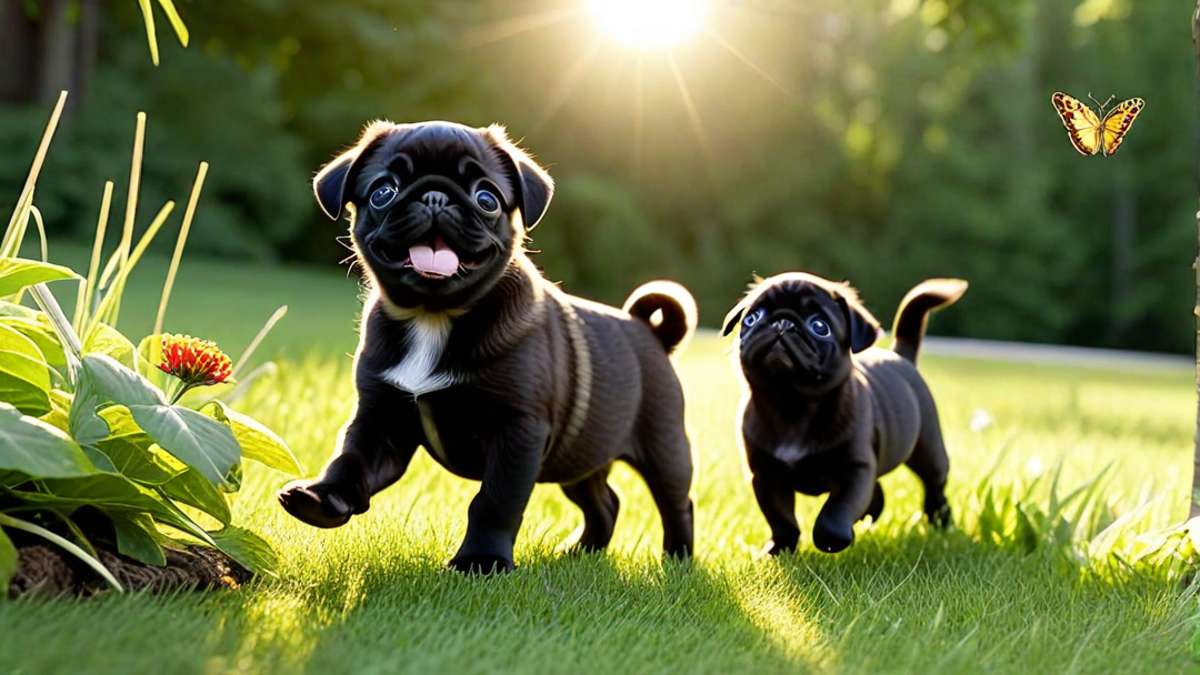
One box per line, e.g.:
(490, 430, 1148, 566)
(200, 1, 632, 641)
(1051, 92, 1144, 157)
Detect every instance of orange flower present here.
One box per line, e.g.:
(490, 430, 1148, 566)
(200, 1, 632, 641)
(158, 334, 233, 387)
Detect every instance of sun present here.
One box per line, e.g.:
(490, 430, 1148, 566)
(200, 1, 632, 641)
(588, 0, 709, 50)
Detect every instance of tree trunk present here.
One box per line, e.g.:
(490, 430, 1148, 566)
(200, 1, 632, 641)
(1191, 1, 1200, 520)
(35, 0, 78, 108)
(76, 0, 101, 104)
(0, 1, 36, 104)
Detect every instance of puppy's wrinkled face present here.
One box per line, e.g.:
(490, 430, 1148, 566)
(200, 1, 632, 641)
(723, 273, 880, 396)
(313, 121, 553, 311)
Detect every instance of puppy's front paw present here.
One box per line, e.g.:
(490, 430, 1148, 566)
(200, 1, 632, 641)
(765, 538, 798, 557)
(448, 554, 516, 575)
(812, 518, 854, 553)
(928, 502, 953, 530)
(277, 479, 367, 529)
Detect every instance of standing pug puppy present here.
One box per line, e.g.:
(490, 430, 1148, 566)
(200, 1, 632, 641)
(722, 273, 966, 554)
(278, 121, 697, 573)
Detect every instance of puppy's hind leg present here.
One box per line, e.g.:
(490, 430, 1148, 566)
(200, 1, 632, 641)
(561, 464, 620, 553)
(629, 427, 695, 560)
(906, 408, 952, 529)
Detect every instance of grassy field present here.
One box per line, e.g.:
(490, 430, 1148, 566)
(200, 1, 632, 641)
(1, 249, 1198, 674)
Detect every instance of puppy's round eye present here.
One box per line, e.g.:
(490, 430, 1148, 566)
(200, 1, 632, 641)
(370, 183, 399, 209)
(475, 189, 500, 214)
(743, 309, 765, 329)
(807, 316, 832, 339)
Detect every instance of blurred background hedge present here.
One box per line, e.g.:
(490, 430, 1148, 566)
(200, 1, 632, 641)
(0, 0, 1191, 352)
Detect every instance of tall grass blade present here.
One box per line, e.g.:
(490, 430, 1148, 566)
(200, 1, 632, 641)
(154, 162, 208, 337)
(9, 205, 51, 307)
(0, 513, 123, 592)
(231, 305, 287, 379)
(118, 112, 147, 273)
(74, 182, 115, 331)
(136, 0, 160, 66)
(155, 0, 189, 46)
(29, 283, 83, 358)
(2, 91, 67, 256)
(30, 206, 48, 263)
(92, 201, 175, 333)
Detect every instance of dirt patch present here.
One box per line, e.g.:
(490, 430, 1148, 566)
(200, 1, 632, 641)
(8, 543, 251, 598)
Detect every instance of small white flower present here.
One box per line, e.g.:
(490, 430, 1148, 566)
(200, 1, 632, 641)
(1025, 457, 1044, 477)
(969, 408, 993, 432)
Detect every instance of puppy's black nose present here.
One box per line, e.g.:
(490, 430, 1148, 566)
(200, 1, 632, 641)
(420, 191, 450, 209)
(774, 319, 794, 333)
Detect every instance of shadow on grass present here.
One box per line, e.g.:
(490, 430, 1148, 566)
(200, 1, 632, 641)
(1, 528, 1195, 675)
(262, 552, 821, 674)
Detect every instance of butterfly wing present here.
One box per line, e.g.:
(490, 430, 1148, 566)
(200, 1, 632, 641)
(1051, 92, 1102, 156)
(1100, 98, 1144, 157)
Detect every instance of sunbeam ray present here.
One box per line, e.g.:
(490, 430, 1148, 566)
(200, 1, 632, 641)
(704, 29, 791, 96)
(667, 54, 712, 160)
(633, 56, 645, 176)
(532, 38, 606, 133)
(459, 7, 583, 48)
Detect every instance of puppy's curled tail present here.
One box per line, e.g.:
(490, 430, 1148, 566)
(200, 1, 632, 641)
(624, 281, 698, 355)
(891, 278, 968, 365)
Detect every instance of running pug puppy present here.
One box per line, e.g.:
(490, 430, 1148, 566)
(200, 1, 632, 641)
(278, 121, 698, 573)
(722, 273, 966, 554)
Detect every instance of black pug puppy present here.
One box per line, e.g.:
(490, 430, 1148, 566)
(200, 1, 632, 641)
(277, 121, 697, 573)
(722, 273, 967, 554)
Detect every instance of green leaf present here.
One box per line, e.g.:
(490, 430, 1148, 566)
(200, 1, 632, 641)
(0, 316, 64, 368)
(136, 333, 168, 385)
(203, 401, 301, 476)
(128, 404, 240, 488)
(0, 301, 39, 319)
(0, 258, 79, 297)
(83, 323, 137, 370)
(7, 473, 214, 546)
(0, 322, 51, 415)
(93, 406, 183, 485)
(209, 526, 277, 577)
(80, 354, 167, 407)
(0, 526, 16, 592)
(80, 445, 118, 473)
(68, 372, 110, 446)
(159, 468, 231, 525)
(0, 402, 96, 478)
(111, 513, 166, 567)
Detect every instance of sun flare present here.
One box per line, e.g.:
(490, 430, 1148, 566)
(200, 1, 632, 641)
(588, 0, 709, 50)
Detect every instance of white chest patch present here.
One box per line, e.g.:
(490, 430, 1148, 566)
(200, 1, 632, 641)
(773, 442, 808, 466)
(381, 313, 456, 396)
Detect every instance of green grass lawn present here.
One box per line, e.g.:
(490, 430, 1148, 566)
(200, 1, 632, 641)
(2, 250, 1198, 674)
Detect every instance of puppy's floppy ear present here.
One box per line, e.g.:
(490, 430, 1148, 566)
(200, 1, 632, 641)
(722, 301, 747, 337)
(485, 125, 554, 229)
(834, 288, 881, 353)
(313, 120, 394, 221)
(313, 149, 359, 221)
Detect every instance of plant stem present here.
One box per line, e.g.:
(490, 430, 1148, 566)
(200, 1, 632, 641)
(0, 513, 123, 592)
(170, 382, 196, 406)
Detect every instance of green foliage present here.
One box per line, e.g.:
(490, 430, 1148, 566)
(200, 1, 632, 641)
(0, 99, 298, 593)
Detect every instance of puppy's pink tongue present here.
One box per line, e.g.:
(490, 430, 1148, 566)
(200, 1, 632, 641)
(408, 237, 459, 276)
